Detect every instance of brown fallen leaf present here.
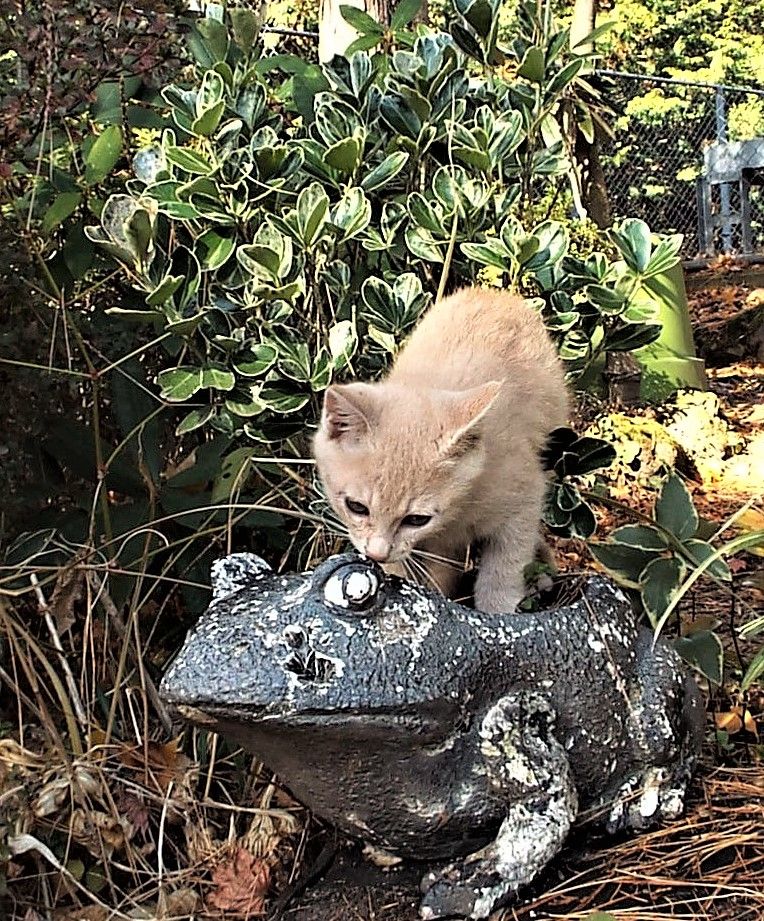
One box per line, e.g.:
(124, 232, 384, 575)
(117, 736, 192, 793)
(715, 707, 759, 737)
(166, 887, 201, 915)
(206, 847, 271, 916)
(116, 789, 151, 838)
(47, 553, 87, 634)
(70, 807, 131, 857)
(53, 907, 108, 921)
(728, 557, 749, 573)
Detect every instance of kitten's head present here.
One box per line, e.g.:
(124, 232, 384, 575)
(313, 380, 501, 563)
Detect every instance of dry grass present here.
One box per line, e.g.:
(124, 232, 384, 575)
(506, 766, 764, 921)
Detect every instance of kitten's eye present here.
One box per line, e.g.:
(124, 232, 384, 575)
(345, 498, 369, 517)
(401, 514, 432, 528)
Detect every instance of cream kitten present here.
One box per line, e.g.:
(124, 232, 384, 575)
(313, 286, 569, 613)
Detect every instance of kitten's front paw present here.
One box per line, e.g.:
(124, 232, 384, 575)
(473, 587, 522, 615)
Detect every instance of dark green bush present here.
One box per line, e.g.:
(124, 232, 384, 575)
(2, 0, 691, 611)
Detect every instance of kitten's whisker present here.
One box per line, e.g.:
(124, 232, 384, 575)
(402, 556, 426, 587)
(400, 557, 419, 586)
(405, 555, 441, 593)
(410, 548, 464, 570)
(318, 513, 349, 539)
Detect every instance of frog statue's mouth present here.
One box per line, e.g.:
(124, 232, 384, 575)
(159, 552, 468, 743)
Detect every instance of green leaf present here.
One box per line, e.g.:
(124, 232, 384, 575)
(198, 69, 225, 111)
(379, 93, 421, 140)
(125, 207, 154, 269)
(546, 59, 583, 96)
(455, 0, 494, 38)
(330, 187, 371, 240)
(165, 146, 214, 175)
(93, 80, 122, 125)
(189, 17, 230, 67)
(391, 0, 421, 29)
(311, 349, 333, 391)
(552, 436, 616, 476)
(230, 8, 259, 52)
(405, 225, 444, 262)
(741, 647, 764, 691)
(610, 524, 669, 551)
(225, 393, 266, 418)
(273, 332, 312, 382)
(361, 151, 409, 192)
(641, 556, 686, 627)
(683, 539, 732, 582)
(558, 482, 582, 511)
(146, 275, 183, 307)
(42, 192, 82, 234)
(340, 5, 384, 35)
(524, 221, 568, 272)
(586, 284, 626, 314)
(176, 406, 216, 435)
(543, 484, 572, 529)
(675, 630, 724, 686)
(191, 100, 225, 137)
(237, 243, 282, 280)
(432, 167, 463, 211)
(324, 136, 362, 174)
(568, 502, 597, 538)
(84, 126, 123, 185)
(296, 183, 329, 247)
(157, 367, 202, 402)
(233, 345, 278, 377)
(200, 366, 235, 391)
(604, 323, 662, 352)
(610, 218, 652, 274)
(450, 22, 485, 62)
(517, 46, 545, 83)
(408, 193, 444, 234)
(212, 447, 254, 502)
(643, 234, 683, 278)
(328, 320, 358, 371)
(655, 473, 698, 541)
(63, 221, 95, 279)
(197, 229, 235, 270)
(589, 541, 659, 587)
(367, 325, 397, 353)
(259, 384, 310, 414)
(344, 32, 384, 57)
(571, 22, 616, 50)
(460, 239, 510, 270)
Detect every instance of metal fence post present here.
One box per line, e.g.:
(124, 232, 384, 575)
(714, 84, 733, 253)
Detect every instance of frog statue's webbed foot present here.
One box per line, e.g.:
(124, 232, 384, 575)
(419, 692, 578, 920)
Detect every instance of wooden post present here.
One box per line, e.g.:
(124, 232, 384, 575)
(318, 0, 391, 63)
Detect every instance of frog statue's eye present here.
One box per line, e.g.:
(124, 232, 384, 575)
(323, 563, 381, 613)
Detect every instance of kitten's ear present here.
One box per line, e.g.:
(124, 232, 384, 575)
(321, 384, 377, 443)
(439, 380, 503, 459)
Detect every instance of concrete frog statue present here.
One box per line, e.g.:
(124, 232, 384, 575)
(160, 552, 705, 920)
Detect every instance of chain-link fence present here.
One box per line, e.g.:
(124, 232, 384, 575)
(598, 70, 764, 259)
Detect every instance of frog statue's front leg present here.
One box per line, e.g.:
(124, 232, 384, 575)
(419, 693, 578, 920)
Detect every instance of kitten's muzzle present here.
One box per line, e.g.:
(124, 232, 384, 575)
(365, 536, 392, 562)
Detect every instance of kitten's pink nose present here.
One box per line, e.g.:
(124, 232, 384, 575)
(365, 537, 391, 562)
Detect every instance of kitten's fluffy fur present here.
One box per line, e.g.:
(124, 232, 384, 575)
(313, 286, 569, 613)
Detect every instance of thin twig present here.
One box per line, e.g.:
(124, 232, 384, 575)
(29, 572, 88, 734)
